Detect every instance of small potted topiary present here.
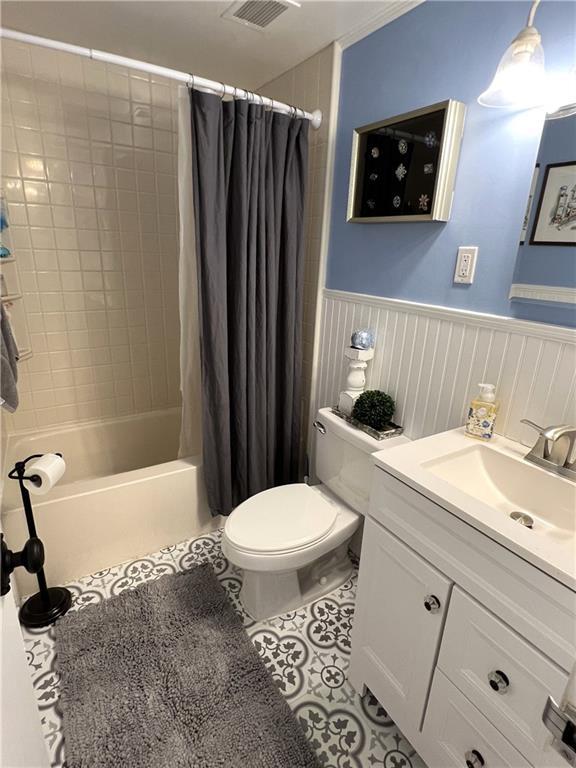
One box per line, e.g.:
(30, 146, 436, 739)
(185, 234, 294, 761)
(352, 390, 396, 433)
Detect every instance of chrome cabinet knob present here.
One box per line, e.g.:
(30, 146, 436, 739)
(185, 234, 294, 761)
(423, 594, 441, 613)
(488, 669, 510, 693)
(465, 749, 485, 768)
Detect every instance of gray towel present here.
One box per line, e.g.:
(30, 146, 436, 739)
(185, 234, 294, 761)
(1, 303, 19, 412)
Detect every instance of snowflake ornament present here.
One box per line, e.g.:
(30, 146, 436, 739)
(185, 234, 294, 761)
(395, 163, 407, 182)
(418, 194, 429, 211)
(370, 147, 380, 158)
(424, 131, 437, 149)
(398, 139, 408, 155)
(393, 196, 401, 208)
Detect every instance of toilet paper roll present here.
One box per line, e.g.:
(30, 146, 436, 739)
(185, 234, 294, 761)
(23, 453, 66, 496)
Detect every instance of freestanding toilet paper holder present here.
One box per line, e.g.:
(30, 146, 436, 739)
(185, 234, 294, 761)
(1, 454, 72, 628)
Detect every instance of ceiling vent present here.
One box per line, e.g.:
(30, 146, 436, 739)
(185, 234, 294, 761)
(222, 0, 295, 31)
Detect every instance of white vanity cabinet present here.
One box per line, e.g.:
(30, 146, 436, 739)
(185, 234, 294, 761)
(350, 466, 574, 768)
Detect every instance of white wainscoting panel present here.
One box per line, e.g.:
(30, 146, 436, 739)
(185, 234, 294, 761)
(316, 290, 576, 446)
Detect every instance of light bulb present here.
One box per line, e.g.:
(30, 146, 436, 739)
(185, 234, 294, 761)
(478, 25, 546, 109)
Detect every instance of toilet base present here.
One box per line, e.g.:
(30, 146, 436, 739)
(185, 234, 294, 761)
(239, 541, 354, 621)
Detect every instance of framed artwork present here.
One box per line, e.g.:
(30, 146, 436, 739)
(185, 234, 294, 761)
(520, 164, 540, 244)
(530, 161, 576, 246)
(347, 99, 466, 223)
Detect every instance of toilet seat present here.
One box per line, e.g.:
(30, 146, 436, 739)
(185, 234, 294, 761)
(222, 481, 362, 615)
(224, 483, 338, 555)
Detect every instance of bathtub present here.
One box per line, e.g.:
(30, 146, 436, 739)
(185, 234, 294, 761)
(1, 408, 218, 595)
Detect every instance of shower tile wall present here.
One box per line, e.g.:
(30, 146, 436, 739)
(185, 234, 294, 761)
(1, 40, 180, 433)
(260, 44, 335, 471)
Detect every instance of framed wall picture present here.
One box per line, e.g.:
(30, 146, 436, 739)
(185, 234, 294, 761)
(520, 164, 540, 244)
(347, 99, 466, 223)
(530, 161, 576, 246)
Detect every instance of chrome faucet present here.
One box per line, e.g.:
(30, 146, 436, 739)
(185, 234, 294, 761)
(521, 419, 576, 481)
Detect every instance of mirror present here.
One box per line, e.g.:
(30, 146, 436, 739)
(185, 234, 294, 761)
(512, 110, 576, 307)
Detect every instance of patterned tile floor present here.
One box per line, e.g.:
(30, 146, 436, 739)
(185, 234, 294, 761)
(22, 528, 426, 768)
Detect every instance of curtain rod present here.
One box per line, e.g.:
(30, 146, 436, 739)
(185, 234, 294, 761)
(0, 27, 323, 129)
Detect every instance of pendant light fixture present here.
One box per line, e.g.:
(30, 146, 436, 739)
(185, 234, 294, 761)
(478, 0, 546, 109)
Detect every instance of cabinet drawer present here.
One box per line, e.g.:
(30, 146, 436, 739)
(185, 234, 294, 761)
(349, 518, 452, 736)
(422, 670, 531, 768)
(438, 587, 568, 767)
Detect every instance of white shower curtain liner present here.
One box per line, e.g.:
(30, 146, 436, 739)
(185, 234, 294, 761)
(177, 87, 202, 459)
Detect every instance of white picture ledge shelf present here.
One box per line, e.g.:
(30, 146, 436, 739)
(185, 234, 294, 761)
(509, 284, 576, 305)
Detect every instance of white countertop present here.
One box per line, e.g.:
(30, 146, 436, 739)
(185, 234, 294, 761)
(372, 428, 576, 591)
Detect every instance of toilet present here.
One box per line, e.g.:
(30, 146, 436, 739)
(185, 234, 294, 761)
(222, 407, 410, 620)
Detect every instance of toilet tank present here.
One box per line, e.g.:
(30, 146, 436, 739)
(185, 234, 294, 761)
(313, 407, 410, 515)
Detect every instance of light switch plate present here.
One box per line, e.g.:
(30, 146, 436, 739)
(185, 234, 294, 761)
(454, 246, 478, 284)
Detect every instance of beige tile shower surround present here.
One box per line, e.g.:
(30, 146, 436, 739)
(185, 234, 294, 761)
(261, 44, 336, 470)
(1, 39, 180, 433)
(1, 39, 335, 448)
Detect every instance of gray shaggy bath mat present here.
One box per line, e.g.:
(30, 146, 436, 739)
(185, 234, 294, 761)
(55, 564, 319, 768)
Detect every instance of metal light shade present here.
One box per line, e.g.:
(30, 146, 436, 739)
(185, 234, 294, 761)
(478, 25, 546, 109)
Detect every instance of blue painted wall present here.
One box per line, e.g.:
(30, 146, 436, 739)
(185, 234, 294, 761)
(327, 0, 576, 326)
(511, 114, 576, 325)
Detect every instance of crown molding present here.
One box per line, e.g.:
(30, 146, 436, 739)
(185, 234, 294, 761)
(338, 0, 425, 50)
(323, 288, 576, 344)
(509, 283, 576, 305)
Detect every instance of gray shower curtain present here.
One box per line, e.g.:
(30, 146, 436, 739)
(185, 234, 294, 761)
(189, 89, 308, 516)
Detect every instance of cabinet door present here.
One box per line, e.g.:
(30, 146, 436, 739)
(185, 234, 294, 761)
(349, 517, 452, 735)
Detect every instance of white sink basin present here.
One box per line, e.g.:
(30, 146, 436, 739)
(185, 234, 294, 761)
(372, 429, 576, 589)
(422, 444, 575, 537)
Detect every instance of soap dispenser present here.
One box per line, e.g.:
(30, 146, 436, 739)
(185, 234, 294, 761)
(465, 383, 499, 441)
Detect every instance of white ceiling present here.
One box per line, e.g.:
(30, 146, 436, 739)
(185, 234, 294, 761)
(1, 1, 410, 89)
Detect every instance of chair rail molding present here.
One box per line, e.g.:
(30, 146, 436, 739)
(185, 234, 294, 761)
(509, 284, 576, 305)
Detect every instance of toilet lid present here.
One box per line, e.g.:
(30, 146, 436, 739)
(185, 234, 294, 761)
(225, 484, 338, 554)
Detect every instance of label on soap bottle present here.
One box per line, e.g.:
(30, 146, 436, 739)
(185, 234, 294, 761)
(465, 403, 498, 441)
